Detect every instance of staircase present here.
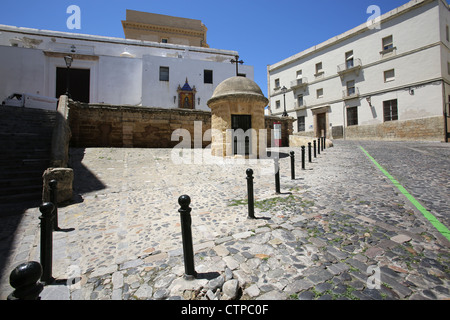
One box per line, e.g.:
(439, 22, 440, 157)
(0, 106, 56, 214)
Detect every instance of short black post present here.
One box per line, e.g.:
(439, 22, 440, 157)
(289, 151, 295, 180)
(313, 140, 317, 158)
(39, 202, 55, 284)
(274, 156, 280, 194)
(308, 142, 312, 163)
(8, 261, 44, 300)
(317, 138, 321, 155)
(246, 169, 255, 219)
(323, 136, 326, 150)
(301, 146, 305, 170)
(321, 137, 324, 152)
(178, 195, 197, 280)
(49, 180, 60, 231)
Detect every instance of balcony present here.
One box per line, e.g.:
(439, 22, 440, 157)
(290, 77, 308, 90)
(342, 87, 360, 100)
(337, 58, 362, 78)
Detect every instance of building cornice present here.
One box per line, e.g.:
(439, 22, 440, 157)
(122, 21, 206, 38)
(0, 24, 233, 57)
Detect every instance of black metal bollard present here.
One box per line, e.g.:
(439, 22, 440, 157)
(178, 195, 197, 280)
(323, 136, 326, 150)
(308, 142, 312, 163)
(317, 138, 321, 155)
(313, 140, 317, 158)
(8, 261, 44, 300)
(301, 146, 305, 170)
(321, 137, 324, 152)
(49, 180, 60, 231)
(274, 156, 281, 194)
(290, 151, 295, 180)
(246, 169, 255, 219)
(39, 202, 55, 284)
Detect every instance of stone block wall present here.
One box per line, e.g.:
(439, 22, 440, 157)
(345, 116, 445, 141)
(68, 102, 294, 149)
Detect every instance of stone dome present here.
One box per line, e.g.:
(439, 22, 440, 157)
(208, 76, 268, 104)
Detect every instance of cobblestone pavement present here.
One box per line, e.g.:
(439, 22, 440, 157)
(1, 140, 449, 300)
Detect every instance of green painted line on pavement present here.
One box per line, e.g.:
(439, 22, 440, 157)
(359, 146, 450, 242)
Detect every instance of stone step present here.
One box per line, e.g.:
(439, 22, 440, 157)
(0, 190, 42, 206)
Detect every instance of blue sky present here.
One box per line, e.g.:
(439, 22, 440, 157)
(0, 0, 428, 96)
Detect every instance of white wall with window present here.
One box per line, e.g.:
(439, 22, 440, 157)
(267, 0, 449, 140)
(0, 24, 253, 111)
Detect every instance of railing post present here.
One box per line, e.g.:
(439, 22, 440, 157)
(246, 169, 255, 219)
(301, 146, 305, 170)
(274, 156, 280, 194)
(290, 151, 295, 180)
(49, 180, 60, 231)
(39, 202, 55, 284)
(178, 195, 197, 280)
(323, 136, 326, 150)
(308, 142, 312, 163)
(8, 261, 44, 300)
(321, 137, 324, 152)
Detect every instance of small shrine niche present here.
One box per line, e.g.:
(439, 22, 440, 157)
(177, 78, 197, 109)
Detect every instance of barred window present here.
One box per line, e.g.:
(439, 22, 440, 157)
(383, 99, 398, 122)
(159, 66, 169, 81)
(297, 116, 305, 132)
(347, 107, 358, 126)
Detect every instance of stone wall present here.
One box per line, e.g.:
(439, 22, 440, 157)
(345, 116, 445, 141)
(68, 102, 294, 149)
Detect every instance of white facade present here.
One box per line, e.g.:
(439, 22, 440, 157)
(0, 24, 253, 111)
(267, 0, 450, 140)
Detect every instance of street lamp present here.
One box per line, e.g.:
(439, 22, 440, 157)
(281, 86, 288, 117)
(64, 55, 73, 98)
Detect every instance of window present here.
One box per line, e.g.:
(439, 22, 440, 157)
(345, 51, 354, 69)
(446, 25, 449, 42)
(161, 38, 168, 43)
(383, 99, 398, 122)
(316, 88, 323, 99)
(159, 66, 169, 81)
(347, 107, 358, 126)
(448, 62, 450, 75)
(204, 70, 213, 84)
(297, 94, 304, 107)
(315, 62, 323, 75)
(297, 116, 305, 132)
(274, 78, 280, 89)
(275, 100, 281, 109)
(296, 70, 302, 79)
(384, 69, 395, 82)
(382, 35, 394, 51)
(346, 80, 355, 96)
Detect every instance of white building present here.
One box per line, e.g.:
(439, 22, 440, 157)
(0, 23, 253, 111)
(267, 0, 450, 141)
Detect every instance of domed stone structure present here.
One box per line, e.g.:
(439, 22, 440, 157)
(207, 77, 268, 158)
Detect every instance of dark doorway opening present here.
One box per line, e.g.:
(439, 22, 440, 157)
(56, 67, 90, 103)
(316, 112, 326, 138)
(232, 114, 252, 155)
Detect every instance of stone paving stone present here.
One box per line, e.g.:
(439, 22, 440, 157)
(1, 141, 450, 300)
